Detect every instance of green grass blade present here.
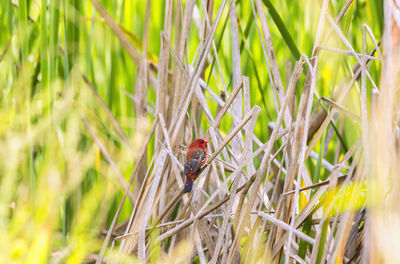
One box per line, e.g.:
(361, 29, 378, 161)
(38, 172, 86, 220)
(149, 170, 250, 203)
(298, 130, 327, 261)
(40, 0, 49, 91)
(49, 0, 60, 84)
(261, 0, 301, 60)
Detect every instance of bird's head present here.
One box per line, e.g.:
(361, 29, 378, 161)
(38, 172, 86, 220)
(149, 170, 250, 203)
(189, 138, 208, 149)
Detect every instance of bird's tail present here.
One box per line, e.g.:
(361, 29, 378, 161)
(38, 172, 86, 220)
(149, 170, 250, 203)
(184, 176, 193, 193)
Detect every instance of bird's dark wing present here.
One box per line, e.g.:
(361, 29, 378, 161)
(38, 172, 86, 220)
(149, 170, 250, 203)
(187, 148, 206, 175)
(184, 160, 190, 176)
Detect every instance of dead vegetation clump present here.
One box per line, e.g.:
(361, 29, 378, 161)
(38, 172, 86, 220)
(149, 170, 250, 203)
(86, 0, 399, 263)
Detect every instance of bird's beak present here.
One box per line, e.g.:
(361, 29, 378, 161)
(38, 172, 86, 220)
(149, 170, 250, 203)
(205, 141, 208, 144)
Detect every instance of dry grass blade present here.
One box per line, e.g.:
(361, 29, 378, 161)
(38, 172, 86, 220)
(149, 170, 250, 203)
(208, 107, 260, 164)
(137, 149, 168, 260)
(82, 75, 131, 147)
(170, 0, 195, 122)
(209, 159, 241, 264)
(326, 14, 378, 91)
(318, 46, 380, 61)
(155, 0, 173, 146)
(230, 1, 243, 158)
(96, 116, 158, 263)
(194, 227, 207, 264)
(258, 212, 315, 245)
(254, 0, 284, 103)
(213, 79, 243, 129)
(90, 0, 141, 63)
(0, 39, 11, 62)
(81, 115, 135, 202)
(321, 97, 361, 122)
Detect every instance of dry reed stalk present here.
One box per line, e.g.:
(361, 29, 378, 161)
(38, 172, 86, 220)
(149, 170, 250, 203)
(90, 0, 141, 63)
(96, 116, 159, 263)
(81, 115, 135, 202)
(155, 0, 173, 149)
(366, 1, 400, 262)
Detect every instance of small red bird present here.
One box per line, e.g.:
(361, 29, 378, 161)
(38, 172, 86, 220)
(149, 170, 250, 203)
(184, 138, 208, 193)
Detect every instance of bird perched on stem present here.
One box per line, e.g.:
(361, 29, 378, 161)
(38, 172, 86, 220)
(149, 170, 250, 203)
(184, 138, 208, 193)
